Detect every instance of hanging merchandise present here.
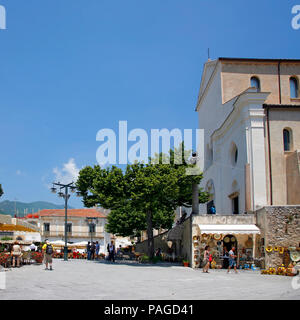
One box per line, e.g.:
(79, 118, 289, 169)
(214, 234, 222, 241)
(224, 237, 230, 243)
(209, 239, 215, 247)
(266, 246, 273, 253)
(202, 234, 208, 241)
(290, 251, 300, 262)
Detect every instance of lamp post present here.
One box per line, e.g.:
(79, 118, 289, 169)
(190, 152, 200, 216)
(86, 217, 98, 243)
(189, 152, 200, 269)
(50, 182, 81, 261)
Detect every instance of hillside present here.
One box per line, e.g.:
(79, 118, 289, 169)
(0, 200, 73, 217)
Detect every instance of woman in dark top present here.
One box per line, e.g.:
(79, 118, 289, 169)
(203, 246, 210, 273)
(223, 247, 229, 269)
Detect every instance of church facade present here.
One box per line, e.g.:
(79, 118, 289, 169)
(196, 58, 300, 215)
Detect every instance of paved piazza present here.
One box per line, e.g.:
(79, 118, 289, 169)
(0, 259, 299, 300)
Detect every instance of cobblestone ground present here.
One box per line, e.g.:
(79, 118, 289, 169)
(0, 259, 299, 300)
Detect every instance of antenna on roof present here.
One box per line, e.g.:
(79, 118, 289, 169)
(208, 48, 211, 61)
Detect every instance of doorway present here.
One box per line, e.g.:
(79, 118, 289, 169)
(222, 234, 237, 268)
(232, 196, 239, 215)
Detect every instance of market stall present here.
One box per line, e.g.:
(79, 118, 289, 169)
(193, 224, 261, 269)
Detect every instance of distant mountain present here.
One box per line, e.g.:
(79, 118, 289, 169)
(0, 200, 73, 217)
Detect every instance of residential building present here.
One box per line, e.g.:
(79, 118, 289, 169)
(36, 208, 110, 248)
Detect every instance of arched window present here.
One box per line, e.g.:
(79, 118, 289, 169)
(290, 77, 299, 98)
(234, 148, 238, 164)
(206, 180, 215, 214)
(230, 143, 238, 166)
(283, 128, 292, 152)
(251, 76, 261, 92)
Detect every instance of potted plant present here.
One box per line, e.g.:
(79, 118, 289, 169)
(183, 260, 189, 267)
(0, 252, 9, 267)
(31, 252, 43, 264)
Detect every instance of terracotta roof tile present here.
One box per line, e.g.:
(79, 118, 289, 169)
(38, 208, 107, 218)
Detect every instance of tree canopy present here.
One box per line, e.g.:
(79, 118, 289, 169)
(76, 146, 208, 257)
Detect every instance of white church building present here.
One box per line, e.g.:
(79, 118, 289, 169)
(197, 57, 300, 215)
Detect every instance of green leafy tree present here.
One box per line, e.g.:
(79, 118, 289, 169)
(76, 146, 208, 258)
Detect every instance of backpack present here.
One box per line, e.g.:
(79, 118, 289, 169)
(46, 244, 53, 255)
(209, 254, 213, 262)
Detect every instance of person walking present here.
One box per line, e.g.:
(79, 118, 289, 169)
(107, 241, 115, 262)
(87, 241, 91, 260)
(202, 245, 210, 273)
(223, 247, 229, 269)
(11, 241, 22, 268)
(42, 240, 54, 271)
(227, 246, 238, 274)
(95, 241, 100, 260)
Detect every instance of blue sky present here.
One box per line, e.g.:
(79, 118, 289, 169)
(0, 0, 299, 210)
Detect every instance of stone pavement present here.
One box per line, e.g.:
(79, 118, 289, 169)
(0, 259, 299, 300)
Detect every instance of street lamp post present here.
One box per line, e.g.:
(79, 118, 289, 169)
(86, 217, 98, 243)
(50, 182, 81, 261)
(189, 152, 200, 268)
(190, 152, 200, 216)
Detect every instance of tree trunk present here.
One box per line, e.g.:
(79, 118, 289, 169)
(146, 210, 154, 259)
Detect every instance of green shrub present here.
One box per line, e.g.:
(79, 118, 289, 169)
(140, 255, 150, 263)
(152, 256, 162, 264)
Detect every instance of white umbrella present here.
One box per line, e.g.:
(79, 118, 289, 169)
(69, 241, 88, 247)
(49, 240, 71, 246)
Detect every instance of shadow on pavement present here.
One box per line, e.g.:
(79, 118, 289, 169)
(91, 259, 183, 268)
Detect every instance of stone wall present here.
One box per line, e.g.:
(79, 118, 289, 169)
(135, 230, 169, 256)
(12, 218, 40, 232)
(0, 214, 12, 224)
(134, 218, 191, 261)
(256, 206, 300, 267)
(180, 217, 191, 262)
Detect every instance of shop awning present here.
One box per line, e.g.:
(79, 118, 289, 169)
(0, 223, 38, 233)
(198, 224, 261, 235)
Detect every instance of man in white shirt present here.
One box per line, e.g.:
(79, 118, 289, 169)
(227, 247, 238, 274)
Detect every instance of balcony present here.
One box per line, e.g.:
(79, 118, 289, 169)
(41, 231, 103, 238)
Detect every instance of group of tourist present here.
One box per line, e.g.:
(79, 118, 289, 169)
(202, 245, 238, 273)
(86, 241, 100, 260)
(0, 241, 40, 268)
(2, 240, 239, 275)
(85, 240, 121, 262)
(4, 241, 23, 268)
